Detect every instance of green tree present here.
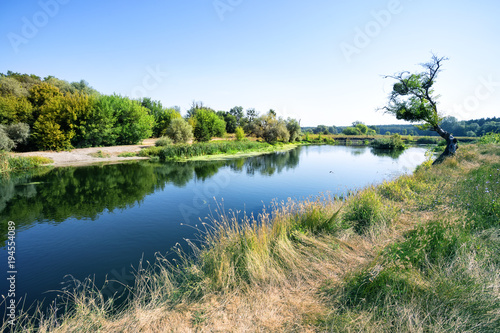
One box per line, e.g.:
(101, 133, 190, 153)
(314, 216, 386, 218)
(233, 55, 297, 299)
(0, 76, 29, 97)
(2, 71, 41, 94)
(140, 98, 181, 137)
(112, 96, 154, 145)
(193, 108, 226, 142)
(0, 123, 29, 151)
(217, 111, 238, 133)
(229, 106, 244, 124)
(81, 95, 119, 147)
(314, 125, 328, 134)
(70, 80, 99, 96)
(286, 118, 301, 142)
(29, 83, 72, 150)
(166, 118, 193, 143)
(0, 95, 33, 124)
(64, 92, 98, 148)
(43, 77, 77, 94)
(343, 127, 361, 135)
(355, 122, 368, 134)
(29, 82, 62, 110)
(381, 55, 457, 164)
(253, 111, 290, 143)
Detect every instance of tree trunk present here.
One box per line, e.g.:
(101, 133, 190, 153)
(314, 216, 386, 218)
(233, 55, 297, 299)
(432, 125, 458, 165)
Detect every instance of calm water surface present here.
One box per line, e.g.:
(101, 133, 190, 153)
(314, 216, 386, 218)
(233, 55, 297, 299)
(0, 145, 427, 313)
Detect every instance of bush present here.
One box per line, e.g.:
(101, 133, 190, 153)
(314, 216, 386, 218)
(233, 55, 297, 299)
(166, 118, 193, 144)
(235, 126, 245, 141)
(4, 122, 30, 146)
(371, 133, 406, 150)
(155, 136, 173, 147)
(343, 188, 387, 234)
(478, 132, 500, 144)
(0, 126, 15, 151)
(342, 127, 361, 135)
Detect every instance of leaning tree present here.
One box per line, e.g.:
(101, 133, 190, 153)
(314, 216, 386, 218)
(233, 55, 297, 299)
(381, 55, 458, 164)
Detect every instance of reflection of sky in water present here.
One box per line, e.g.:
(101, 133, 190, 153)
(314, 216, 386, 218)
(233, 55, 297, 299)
(0, 145, 427, 314)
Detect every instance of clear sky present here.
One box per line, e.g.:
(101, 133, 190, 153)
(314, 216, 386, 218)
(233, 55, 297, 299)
(1, 0, 499, 126)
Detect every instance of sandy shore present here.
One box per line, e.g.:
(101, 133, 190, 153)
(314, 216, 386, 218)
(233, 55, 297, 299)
(14, 139, 157, 167)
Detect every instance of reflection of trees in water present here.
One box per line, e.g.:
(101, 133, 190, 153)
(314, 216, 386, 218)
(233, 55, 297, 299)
(349, 147, 366, 156)
(370, 148, 405, 159)
(233, 146, 301, 176)
(0, 147, 303, 246)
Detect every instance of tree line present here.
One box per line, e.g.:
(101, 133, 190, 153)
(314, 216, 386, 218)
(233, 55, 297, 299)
(304, 116, 500, 137)
(0, 71, 302, 152)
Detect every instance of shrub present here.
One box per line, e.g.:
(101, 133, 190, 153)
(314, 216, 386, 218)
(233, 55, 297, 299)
(166, 118, 193, 144)
(4, 122, 30, 146)
(342, 127, 361, 135)
(235, 126, 245, 141)
(371, 133, 406, 150)
(155, 136, 173, 146)
(343, 188, 387, 234)
(478, 132, 500, 144)
(0, 125, 15, 151)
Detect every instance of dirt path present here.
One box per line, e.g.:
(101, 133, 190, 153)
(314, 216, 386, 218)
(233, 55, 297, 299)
(14, 139, 157, 167)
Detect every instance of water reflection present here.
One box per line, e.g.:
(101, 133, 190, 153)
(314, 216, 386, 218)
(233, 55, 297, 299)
(370, 148, 406, 159)
(0, 148, 302, 246)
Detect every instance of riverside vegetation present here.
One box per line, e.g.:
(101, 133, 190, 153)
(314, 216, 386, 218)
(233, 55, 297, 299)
(3, 140, 498, 332)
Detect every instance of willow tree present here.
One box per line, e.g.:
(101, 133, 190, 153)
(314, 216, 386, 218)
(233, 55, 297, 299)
(381, 55, 458, 164)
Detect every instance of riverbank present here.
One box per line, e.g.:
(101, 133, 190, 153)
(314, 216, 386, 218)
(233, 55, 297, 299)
(11, 139, 157, 168)
(9, 139, 298, 168)
(4, 142, 498, 332)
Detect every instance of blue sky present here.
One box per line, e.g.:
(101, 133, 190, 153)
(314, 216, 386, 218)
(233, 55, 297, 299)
(1, 0, 499, 126)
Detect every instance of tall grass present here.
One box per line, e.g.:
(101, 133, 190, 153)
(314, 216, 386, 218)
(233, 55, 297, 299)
(157, 141, 271, 160)
(321, 145, 500, 332)
(0, 152, 53, 173)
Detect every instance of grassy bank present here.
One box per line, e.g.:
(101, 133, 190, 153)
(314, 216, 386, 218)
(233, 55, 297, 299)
(0, 152, 53, 174)
(139, 140, 297, 161)
(3, 143, 499, 332)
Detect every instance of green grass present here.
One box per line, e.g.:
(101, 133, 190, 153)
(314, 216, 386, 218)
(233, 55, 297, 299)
(117, 152, 137, 157)
(89, 150, 111, 158)
(320, 146, 500, 332)
(343, 187, 395, 235)
(140, 140, 291, 161)
(0, 152, 53, 173)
